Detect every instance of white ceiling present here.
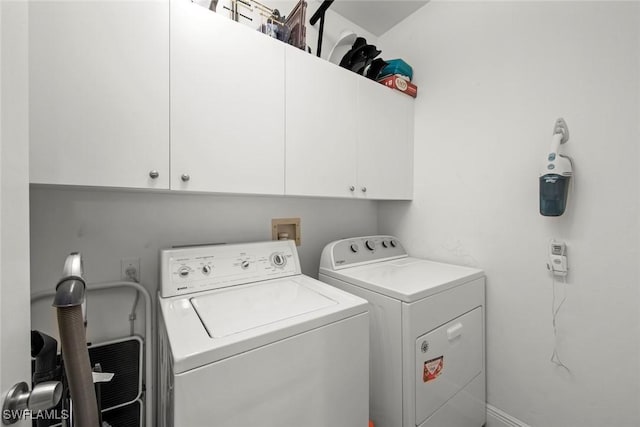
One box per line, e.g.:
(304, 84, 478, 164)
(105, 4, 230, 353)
(325, 0, 428, 36)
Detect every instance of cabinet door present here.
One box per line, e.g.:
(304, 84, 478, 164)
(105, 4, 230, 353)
(29, 1, 170, 189)
(171, 1, 285, 195)
(357, 78, 414, 200)
(285, 46, 358, 198)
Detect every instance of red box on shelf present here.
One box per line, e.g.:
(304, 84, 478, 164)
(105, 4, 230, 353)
(378, 75, 418, 98)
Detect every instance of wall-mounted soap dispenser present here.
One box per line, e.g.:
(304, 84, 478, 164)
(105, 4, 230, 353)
(540, 118, 573, 216)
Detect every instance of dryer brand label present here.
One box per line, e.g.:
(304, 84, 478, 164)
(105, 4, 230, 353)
(423, 356, 444, 382)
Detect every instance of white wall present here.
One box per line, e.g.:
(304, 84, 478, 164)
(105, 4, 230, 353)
(378, 2, 640, 426)
(29, 187, 377, 342)
(1, 0, 31, 403)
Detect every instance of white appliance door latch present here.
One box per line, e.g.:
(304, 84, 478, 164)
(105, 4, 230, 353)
(447, 323, 463, 341)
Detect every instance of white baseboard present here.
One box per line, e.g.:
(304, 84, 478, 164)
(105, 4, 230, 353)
(486, 404, 530, 427)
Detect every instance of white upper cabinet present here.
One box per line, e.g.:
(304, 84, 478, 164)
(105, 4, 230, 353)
(29, 1, 170, 189)
(285, 45, 414, 200)
(357, 78, 414, 200)
(285, 46, 359, 198)
(29, 0, 413, 199)
(170, 1, 285, 195)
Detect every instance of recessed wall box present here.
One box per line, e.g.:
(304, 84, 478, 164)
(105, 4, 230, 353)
(271, 218, 301, 246)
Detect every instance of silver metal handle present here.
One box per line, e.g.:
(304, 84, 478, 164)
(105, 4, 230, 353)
(181, 174, 190, 182)
(149, 170, 159, 179)
(349, 186, 355, 192)
(2, 381, 63, 424)
(361, 187, 367, 193)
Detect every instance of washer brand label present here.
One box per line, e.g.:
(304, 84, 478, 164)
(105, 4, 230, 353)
(423, 356, 444, 382)
(335, 259, 346, 265)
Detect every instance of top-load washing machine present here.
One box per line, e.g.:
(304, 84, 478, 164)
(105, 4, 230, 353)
(319, 235, 486, 427)
(157, 240, 369, 427)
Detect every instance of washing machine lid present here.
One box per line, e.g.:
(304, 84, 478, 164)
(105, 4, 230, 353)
(159, 274, 368, 373)
(191, 278, 337, 338)
(322, 257, 484, 303)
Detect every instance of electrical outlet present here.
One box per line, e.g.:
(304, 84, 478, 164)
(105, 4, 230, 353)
(121, 257, 140, 282)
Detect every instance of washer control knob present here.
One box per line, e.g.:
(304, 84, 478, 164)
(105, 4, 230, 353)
(271, 253, 286, 267)
(178, 266, 190, 278)
(181, 174, 190, 182)
(202, 265, 212, 275)
(241, 260, 250, 270)
(382, 240, 389, 248)
(390, 240, 397, 248)
(365, 240, 375, 251)
(350, 244, 359, 253)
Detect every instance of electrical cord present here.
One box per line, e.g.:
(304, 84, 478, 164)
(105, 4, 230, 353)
(124, 266, 140, 336)
(129, 290, 140, 336)
(550, 273, 571, 372)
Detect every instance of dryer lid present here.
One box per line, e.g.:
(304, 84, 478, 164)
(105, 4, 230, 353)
(191, 279, 338, 338)
(325, 257, 484, 302)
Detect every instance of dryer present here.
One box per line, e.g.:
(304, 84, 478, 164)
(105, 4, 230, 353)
(319, 235, 486, 427)
(157, 240, 369, 427)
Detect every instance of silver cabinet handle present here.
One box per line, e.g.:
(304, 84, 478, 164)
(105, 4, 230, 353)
(149, 170, 159, 179)
(361, 187, 367, 193)
(349, 186, 355, 192)
(181, 174, 190, 182)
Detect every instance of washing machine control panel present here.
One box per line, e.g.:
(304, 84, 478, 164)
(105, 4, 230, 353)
(160, 240, 301, 297)
(329, 235, 407, 268)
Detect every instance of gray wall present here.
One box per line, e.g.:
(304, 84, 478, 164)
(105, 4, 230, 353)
(30, 187, 377, 342)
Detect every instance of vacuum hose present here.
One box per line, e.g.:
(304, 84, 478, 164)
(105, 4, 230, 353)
(56, 305, 99, 426)
(53, 253, 100, 427)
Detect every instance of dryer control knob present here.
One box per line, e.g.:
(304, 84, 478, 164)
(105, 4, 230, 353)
(382, 240, 389, 248)
(350, 244, 359, 253)
(390, 240, 397, 248)
(365, 240, 375, 251)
